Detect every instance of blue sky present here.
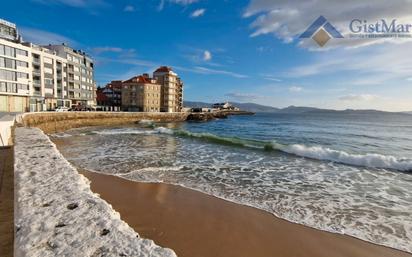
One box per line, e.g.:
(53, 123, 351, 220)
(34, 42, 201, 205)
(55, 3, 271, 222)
(2, 0, 412, 111)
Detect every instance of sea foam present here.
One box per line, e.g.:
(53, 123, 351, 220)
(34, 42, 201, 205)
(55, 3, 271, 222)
(281, 144, 412, 172)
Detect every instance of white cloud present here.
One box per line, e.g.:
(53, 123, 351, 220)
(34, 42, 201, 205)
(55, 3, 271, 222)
(281, 42, 412, 89)
(203, 50, 212, 61)
(244, 0, 412, 48)
(123, 5, 135, 12)
(191, 8, 206, 18)
(225, 92, 264, 101)
(339, 94, 378, 102)
(158, 0, 198, 10)
(190, 66, 248, 78)
(32, 0, 109, 8)
(289, 86, 303, 92)
(261, 74, 281, 82)
(171, 0, 198, 4)
(92, 46, 123, 54)
(20, 27, 76, 46)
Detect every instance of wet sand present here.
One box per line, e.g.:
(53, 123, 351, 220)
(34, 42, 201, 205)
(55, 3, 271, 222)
(80, 169, 411, 257)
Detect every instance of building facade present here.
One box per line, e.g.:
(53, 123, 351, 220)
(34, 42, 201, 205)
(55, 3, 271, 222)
(153, 66, 183, 112)
(122, 75, 161, 112)
(0, 18, 95, 112)
(96, 80, 122, 109)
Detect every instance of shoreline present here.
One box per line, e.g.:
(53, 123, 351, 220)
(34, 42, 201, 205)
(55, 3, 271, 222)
(14, 127, 176, 256)
(77, 168, 411, 257)
(13, 114, 412, 257)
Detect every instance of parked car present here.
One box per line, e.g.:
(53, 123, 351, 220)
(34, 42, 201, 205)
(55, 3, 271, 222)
(55, 107, 70, 112)
(69, 105, 96, 112)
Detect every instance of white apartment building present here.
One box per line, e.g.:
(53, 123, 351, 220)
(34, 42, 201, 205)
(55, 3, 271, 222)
(0, 18, 95, 112)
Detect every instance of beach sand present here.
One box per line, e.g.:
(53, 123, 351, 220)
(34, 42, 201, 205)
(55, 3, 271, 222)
(80, 169, 412, 257)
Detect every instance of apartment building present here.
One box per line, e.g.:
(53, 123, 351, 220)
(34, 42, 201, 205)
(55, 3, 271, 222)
(96, 80, 122, 109)
(122, 75, 161, 112)
(0, 18, 95, 112)
(44, 44, 95, 107)
(153, 66, 183, 112)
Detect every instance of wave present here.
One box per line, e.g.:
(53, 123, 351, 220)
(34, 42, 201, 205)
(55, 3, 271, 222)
(92, 127, 412, 172)
(281, 144, 412, 171)
(157, 127, 412, 172)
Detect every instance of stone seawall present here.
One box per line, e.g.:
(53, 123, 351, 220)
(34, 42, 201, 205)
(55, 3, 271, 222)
(20, 112, 189, 133)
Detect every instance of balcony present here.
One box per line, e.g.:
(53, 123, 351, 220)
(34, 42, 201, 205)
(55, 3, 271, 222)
(32, 58, 40, 65)
(33, 69, 41, 76)
(33, 80, 41, 86)
(33, 90, 42, 96)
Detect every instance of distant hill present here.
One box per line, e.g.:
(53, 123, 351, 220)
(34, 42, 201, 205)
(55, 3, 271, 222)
(184, 101, 412, 115)
(184, 101, 280, 113)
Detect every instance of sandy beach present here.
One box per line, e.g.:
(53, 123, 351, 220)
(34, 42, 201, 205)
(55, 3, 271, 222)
(80, 169, 412, 257)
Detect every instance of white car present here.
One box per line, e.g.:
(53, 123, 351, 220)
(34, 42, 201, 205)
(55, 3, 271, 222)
(55, 107, 70, 112)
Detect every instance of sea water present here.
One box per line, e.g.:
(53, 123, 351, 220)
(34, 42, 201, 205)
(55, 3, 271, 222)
(52, 112, 412, 253)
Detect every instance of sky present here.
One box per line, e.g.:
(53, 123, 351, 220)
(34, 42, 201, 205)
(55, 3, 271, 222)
(2, 0, 412, 111)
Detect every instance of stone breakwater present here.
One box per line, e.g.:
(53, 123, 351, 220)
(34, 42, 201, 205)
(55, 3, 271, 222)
(14, 127, 176, 257)
(19, 111, 254, 133)
(20, 112, 189, 134)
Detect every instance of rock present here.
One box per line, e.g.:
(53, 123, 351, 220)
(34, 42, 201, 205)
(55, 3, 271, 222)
(67, 203, 78, 210)
(101, 229, 110, 236)
(55, 223, 66, 228)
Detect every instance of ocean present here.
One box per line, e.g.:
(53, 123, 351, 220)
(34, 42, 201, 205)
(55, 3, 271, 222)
(52, 112, 412, 253)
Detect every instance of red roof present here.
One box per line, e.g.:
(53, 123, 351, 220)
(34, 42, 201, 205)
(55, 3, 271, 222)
(154, 66, 172, 73)
(123, 75, 153, 84)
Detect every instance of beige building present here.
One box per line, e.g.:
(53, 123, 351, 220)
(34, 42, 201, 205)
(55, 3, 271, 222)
(122, 75, 161, 112)
(0, 18, 95, 112)
(153, 66, 183, 112)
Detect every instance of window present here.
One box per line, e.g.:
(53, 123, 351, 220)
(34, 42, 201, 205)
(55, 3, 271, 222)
(0, 82, 17, 93)
(4, 46, 15, 57)
(17, 84, 29, 90)
(17, 72, 28, 79)
(0, 82, 5, 92)
(0, 57, 16, 69)
(16, 49, 28, 56)
(17, 60, 28, 67)
(44, 78, 53, 86)
(7, 83, 17, 93)
(0, 69, 16, 81)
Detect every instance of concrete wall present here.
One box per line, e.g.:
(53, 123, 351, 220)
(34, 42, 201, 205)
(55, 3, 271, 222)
(20, 112, 189, 133)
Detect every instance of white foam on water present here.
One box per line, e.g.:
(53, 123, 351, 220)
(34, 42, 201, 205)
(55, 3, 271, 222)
(14, 127, 176, 257)
(154, 127, 174, 134)
(50, 132, 72, 138)
(56, 126, 412, 254)
(280, 144, 412, 172)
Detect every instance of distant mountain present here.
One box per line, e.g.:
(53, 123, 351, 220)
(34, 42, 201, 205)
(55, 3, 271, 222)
(184, 101, 412, 115)
(184, 101, 279, 113)
(276, 106, 322, 114)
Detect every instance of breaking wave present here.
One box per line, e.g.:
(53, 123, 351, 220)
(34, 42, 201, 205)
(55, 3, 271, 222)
(160, 127, 412, 172)
(86, 127, 412, 172)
